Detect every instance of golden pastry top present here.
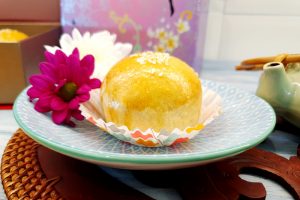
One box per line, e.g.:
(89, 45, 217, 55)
(0, 29, 28, 43)
(101, 52, 201, 112)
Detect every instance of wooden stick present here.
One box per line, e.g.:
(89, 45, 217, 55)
(241, 56, 274, 65)
(274, 54, 288, 62)
(235, 64, 264, 70)
(241, 54, 300, 65)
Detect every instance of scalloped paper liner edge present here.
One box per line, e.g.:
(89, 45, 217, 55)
(80, 87, 222, 147)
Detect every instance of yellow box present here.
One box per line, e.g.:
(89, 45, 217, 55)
(0, 0, 61, 103)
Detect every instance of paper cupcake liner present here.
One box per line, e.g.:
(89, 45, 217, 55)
(80, 87, 222, 147)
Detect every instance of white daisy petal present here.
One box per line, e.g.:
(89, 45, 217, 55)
(72, 28, 82, 41)
(114, 43, 133, 56)
(59, 34, 74, 51)
(44, 45, 60, 54)
(83, 32, 91, 40)
(46, 28, 133, 81)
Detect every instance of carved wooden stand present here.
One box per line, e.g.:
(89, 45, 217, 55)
(1, 129, 300, 200)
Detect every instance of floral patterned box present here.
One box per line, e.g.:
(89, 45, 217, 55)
(60, 0, 208, 73)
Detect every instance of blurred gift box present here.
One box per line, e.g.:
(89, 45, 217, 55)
(61, 0, 208, 73)
(0, 0, 209, 103)
(0, 0, 61, 103)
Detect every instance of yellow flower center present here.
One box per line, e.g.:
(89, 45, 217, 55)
(158, 31, 166, 39)
(178, 23, 185, 32)
(155, 46, 165, 52)
(57, 82, 78, 102)
(167, 39, 175, 49)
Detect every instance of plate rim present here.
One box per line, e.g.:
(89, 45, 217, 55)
(13, 80, 276, 165)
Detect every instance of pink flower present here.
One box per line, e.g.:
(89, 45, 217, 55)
(27, 48, 101, 127)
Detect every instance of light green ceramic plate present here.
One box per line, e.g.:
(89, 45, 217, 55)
(13, 80, 276, 170)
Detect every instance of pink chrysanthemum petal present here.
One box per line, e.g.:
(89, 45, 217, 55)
(80, 55, 95, 77)
(51, 97, 68, 111)
(55, 50, 68, 65)
(64, 114, 75, 126)
(76, 84, 91, 95)
(64, 119, 75, 127)
(34, 103, 51, 113)
(38, 94, 53, 106)
(72, 109, 85, 121)
(64, 112, 73, 124)
(88, 78, 101, 89)
(34, 94, 53, 113)
(27, 87, 43, 100)
(69, 98, 80, 110)
(77, 93, 90, 102)
(55, 79, 68, 93)
(44, 51, 56, 64)
(29, 75, 54, 90)
(59, 63, 72, 81)
(52, 109, 69, 124)
(39, 62, 59, 82)
(69, 50, 82, 85)
(71, 48, 80, 60)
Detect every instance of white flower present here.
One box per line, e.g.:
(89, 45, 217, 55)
(154, 28, 168, 41)
(175, 18, 190, 34)
(163, 32, 179, 52)
(147, 28, 155, 38)
(45, 28, 132, 80)
(153, 44, 166, 53)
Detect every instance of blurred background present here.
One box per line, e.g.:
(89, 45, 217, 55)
(1, 0, 300, 102)
(204, 0, 300, 62)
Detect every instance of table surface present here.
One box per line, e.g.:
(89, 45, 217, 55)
(1, 61, 299, 200)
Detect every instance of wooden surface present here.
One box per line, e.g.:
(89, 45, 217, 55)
(0, 61, 299, 199)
